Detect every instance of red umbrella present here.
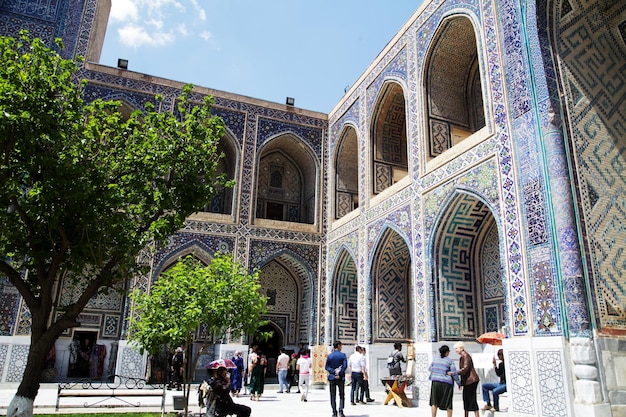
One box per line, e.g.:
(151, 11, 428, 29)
(207, 358, 237, 369)
(477, 332, 506, 345)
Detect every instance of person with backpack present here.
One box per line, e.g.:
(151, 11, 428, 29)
(387, 342, 406, 376)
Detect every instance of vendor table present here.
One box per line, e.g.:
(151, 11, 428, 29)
(381, 376, 414, 408)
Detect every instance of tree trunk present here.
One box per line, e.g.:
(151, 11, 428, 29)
(6, 323, 58, 417)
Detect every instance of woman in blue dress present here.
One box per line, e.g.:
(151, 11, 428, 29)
(231, 351, 244, 396)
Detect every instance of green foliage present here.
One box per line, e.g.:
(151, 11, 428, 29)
(0, 31, 226, 309)
(128, 253, 267, 355)
(0, 31, 229, 401)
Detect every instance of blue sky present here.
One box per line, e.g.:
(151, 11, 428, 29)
(99, 1, 422, 114)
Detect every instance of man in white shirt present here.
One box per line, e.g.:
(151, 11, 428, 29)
(347, 346, 367, 405)
(276, 347, 290, 393)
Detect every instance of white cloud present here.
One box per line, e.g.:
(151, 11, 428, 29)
(109, 0, 139, 22)
(178, 23, 189, 37)
(189, 0, 206, 21)
(146, 18, 164, 30)
(117, 24, 175, 47)
(111, 0, 209, 48)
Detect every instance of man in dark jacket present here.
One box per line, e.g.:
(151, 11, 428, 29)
(325, 341, 347, 417)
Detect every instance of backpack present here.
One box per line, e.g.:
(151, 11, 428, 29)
(197, 380, 209, 407)
(386, 352, 396, 369)
(205, 383, 218, 417)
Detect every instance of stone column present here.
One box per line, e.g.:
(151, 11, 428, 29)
(570, 337, 611, 417)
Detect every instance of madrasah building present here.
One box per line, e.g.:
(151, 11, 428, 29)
(0, 1, 625, 416)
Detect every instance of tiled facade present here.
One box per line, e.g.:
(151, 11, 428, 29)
(1, 0, 625, 416)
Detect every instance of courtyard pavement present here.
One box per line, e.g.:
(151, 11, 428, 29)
(0, 382, 508, 416)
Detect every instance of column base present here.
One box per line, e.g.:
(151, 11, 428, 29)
(574, 402, 612, 417)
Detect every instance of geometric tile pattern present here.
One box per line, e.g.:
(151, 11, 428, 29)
(332, 251, 358, 344)
(371, 228, 410, 341)
(418, 158, 502, 340)
(336, 191, 355, 219)
(429, 119, 451, 157)
(0, 344, 7, 380)
(0, 279, 19, 336)
(252, 248, 316, 345)
(434, 193, 492, 339)
(484, 306, 499, 333)
(259, 260, 299, 346)
(0, 1, 60, 52)
(15, 301, 32, 336)
(556, 0, 626, 332)
(256, 117, 323, 157)
(374, 90, 407, 166)
(508, 350, 536, 415)
(57, 276, 123, 311)
(6, 344, 29, 383)
(104, 315, 121, 338)
(482, 222, 505, 333)
(486, 0, 530, 336)
(537, 350, 568, 416)
(413, 352, 431, 401)
(373, 162, 393, 194)
(481, 222, 504, 301)
(119, 345, 145, 379)
(425, 16, 483, 158)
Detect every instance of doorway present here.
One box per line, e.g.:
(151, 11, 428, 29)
(68, 330, 103, 378)
(252, 323, 282, 380)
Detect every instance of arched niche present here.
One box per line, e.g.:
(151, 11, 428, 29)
(334, 126, 359, 219)
(371, 228, 412, 341)
(431, 192, 505, 341)
(255, 134, 318, 225)
(331, 249, 358, 344)
(205, 132, 238, 215)
(424, 15, 485, 160)
(371, 82, 408, 195)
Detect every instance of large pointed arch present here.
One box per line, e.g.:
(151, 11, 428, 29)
(331, 249, 359, 344)
(253, 249, 316, 347)
(430, 191, 505, 341)
(370, 227, 412, 341)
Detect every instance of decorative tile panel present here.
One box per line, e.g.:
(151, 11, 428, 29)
(537, 350, 568, 416)
(6, 344, 29, 382)
(508, 350, 536, 415)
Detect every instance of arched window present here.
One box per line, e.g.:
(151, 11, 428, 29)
(204, 134, 237, 215)
(371, 82, 408, 195)
(255, 134, 318, 225)
(425, 16, 485, 160)
(334, 126, 359, 218)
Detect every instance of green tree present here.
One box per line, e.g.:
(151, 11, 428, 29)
(127, 253, 267, 414)
(0, 32, 227, 417)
